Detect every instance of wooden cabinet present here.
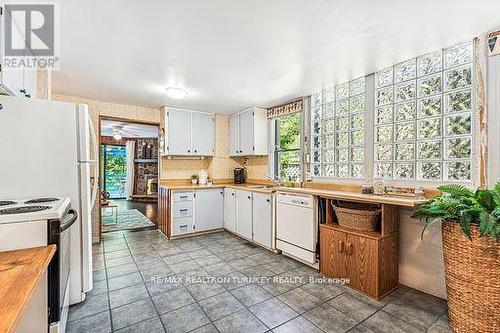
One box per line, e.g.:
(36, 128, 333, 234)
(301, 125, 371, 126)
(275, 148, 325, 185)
(320, 203, 399, 300)
(195, 189, 224, 232)
(252, 192, 272, 248)
(158, 186, 169, 237)
(223, 188, 236, 232)
(164, 108, 214, 156)
(236, 190, 253, 240)
(229, 107, 268, 156)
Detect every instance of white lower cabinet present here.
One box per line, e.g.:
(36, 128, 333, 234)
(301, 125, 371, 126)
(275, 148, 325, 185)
(236, 190, 253, 240)
(252, 192, 272, 248)
(171, 189, 223, 236)
(223, 188, 236, 231)
(195, 189, 224, 232)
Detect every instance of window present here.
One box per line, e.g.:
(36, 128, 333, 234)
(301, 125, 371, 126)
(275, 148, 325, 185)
(274, 112, 302, 181)
(374, 41, 473, 182)
(309, 40, 474, 184)
(310, 77, 366, 178)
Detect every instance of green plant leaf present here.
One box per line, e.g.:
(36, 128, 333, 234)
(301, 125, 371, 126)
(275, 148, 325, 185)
(475, 189, 495, 212)
(414, 183, 500, 242)
(437, 184, 473, 197)
(458, 214, 472, 240)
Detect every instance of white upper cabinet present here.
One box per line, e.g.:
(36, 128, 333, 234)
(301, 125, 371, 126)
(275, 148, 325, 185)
(0, 16, 37, 98)
(193, 112, 215, 155)
(167, 109, 192, 155)
(164, 108, 214, 156)
(229, 107, 268, 157)
(229, 114, 240, 156)
(239, 109, 255, 155)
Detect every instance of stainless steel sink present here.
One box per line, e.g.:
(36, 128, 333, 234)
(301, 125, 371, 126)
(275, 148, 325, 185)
(245, 185, 276, 189)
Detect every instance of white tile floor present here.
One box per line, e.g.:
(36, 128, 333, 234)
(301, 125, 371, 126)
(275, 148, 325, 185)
(68, 229, 451, 333)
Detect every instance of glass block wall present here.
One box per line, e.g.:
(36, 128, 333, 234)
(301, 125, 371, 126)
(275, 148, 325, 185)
(374, 41, 474, 182)
(310, 77, 366, 178)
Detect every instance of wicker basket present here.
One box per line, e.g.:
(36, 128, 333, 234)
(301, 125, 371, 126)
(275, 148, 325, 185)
(332, 202, 380, 232)
(442, 221, 500, 333)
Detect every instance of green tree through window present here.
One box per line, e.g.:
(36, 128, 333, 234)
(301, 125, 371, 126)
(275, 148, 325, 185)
(275, 112, 302, 181)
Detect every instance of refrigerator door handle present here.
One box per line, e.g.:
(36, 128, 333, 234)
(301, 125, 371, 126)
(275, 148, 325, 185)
(88, 116, 99, 208)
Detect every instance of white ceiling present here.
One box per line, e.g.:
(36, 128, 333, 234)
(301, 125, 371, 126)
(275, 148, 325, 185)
(50, 0, 500, 114)
(101, 120, 158, 138)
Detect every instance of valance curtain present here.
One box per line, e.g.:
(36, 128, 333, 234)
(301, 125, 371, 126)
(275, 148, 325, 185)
(125, 140, 135, 200)
(267, 99, 304, 118)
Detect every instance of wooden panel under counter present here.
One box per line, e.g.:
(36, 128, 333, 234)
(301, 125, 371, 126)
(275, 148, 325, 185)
(320, 201, 399, 300)
(0, 245, 56, 333)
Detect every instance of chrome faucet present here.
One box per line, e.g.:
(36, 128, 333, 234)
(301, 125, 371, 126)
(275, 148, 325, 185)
(266, 174, 284, 187)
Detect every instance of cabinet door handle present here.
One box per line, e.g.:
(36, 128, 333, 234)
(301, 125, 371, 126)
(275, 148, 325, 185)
(266, 199, 270, 202)
(339, 241, 344, 253)
(231, 193, 235, 196)
(348, 243, 353, 255)
(247, 196, 251, 199)
(194, 150, 198, 153)
(187, 150, 191, 153)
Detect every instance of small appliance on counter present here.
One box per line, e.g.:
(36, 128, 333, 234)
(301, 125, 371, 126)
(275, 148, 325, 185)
(198, 169, 208, 185)
(234, 168, 247, 184)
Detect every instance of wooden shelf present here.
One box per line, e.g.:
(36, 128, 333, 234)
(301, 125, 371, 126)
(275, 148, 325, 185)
(321, 223, 383, 240)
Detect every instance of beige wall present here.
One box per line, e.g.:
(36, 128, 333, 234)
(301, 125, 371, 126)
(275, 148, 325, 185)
(52, 94, 160, 126)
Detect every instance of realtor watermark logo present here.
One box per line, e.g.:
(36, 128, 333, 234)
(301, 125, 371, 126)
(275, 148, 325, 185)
(2, 3, 59, 70)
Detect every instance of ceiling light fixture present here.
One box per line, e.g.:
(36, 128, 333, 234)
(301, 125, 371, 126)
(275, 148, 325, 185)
(166, 87, 187, 99)
(113, 132, 122, 141)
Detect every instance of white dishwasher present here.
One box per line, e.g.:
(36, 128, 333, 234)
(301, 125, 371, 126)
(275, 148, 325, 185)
(276, 191, 317, 266)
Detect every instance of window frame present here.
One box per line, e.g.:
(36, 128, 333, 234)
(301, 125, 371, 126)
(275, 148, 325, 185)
(271, 110, 304, 182)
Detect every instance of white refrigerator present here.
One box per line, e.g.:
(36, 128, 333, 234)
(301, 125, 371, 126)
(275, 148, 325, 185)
(0, 96, 98, 305)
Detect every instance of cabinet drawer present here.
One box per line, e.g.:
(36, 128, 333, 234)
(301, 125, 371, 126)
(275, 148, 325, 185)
(173, 201, 193, 218)
(172, 217, 193, 236)
(173, 191, 193, 202)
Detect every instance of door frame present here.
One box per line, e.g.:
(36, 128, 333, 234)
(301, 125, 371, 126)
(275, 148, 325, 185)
(98, 115, 161, 241)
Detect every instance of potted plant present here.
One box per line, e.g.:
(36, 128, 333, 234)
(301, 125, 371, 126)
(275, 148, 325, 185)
(191, 174, 198, 185)
(412, 184, 499, 333)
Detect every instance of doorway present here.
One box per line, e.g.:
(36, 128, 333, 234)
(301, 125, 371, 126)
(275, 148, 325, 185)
(101, 144, 127, 199)
(99, 118, 160, 234)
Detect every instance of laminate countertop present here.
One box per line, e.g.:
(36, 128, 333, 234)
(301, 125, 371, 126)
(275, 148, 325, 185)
(0, 245, 56, 333)
(159, 182, 275, 194)
(159, 182, 426, 207)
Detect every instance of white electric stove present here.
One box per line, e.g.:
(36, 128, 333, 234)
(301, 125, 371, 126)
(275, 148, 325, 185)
(0, 196, 75, 333)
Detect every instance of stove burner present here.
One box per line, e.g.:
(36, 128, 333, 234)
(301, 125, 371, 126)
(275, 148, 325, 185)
(0, 206, 51, 215)
(25, 198, 59, 204)
(0, 200, 16, 206)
